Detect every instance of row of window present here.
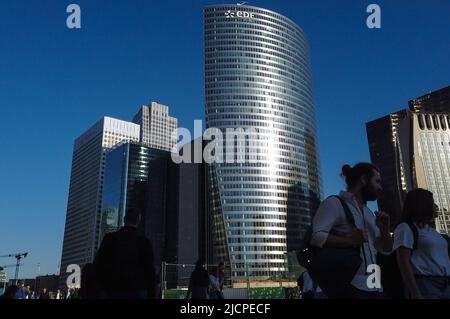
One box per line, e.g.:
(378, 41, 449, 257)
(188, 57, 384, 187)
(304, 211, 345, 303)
(206, 87, 307, 104)
(230, 254, 286, 260)
(207, 112, 310, 128)
(205, 77, 307, 96)
(207, 117, 310, 132)
(206, 95, 314, 120)
(205, 44, 307, 69)
(205, 6, 302, 34)
(229, 245, 286, 252)
(224, 206, 287, 213)
(206, 68, 308, 86)
(226, 221, 286, 228)
(204, 22, 303, 42)
(205, 48, 310, 75)
(220, 182, 320, 194)
(205, 13, 301, 39)
(212, 155, 313, 168)
(217, 169, 305, 180)
(205, 29, 304, 55)
(228, 236, 286, 243)
(205, 73, 311, 96)
(204, 6, 301, 31)
(418, 114, 450, 131)
(206, 104, 313, 123)
(204, 39, 307, 70)
(205, 33, 304, 57)
(206, 100, 312, 119)
(228, 229, 286, 235)
(221, 190, 315, 199)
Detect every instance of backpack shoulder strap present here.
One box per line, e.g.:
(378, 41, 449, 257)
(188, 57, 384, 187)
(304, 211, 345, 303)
(330, 195, 356, 227)
(406, 222, 419, 250)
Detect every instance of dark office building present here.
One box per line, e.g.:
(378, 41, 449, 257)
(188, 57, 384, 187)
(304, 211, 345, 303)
(101, 140, 212, 288)
(409, 85, 450, 113)
(367, 86, 450, 230)
(142, 139, 212, 288)
(366, 110, 408, 226)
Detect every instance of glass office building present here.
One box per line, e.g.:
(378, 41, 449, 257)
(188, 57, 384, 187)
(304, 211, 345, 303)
(100, 143, 169, 241)
(59, 117, 140, 287)
(204, 4, 322, 279)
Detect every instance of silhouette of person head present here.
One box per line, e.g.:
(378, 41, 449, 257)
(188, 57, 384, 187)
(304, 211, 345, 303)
(195, 260, 205, 270)
(341, 163, 382, 203)
(124, 208, 141, 228)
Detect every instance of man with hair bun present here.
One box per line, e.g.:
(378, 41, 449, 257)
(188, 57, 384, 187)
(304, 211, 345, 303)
(310, 163, 393, 298)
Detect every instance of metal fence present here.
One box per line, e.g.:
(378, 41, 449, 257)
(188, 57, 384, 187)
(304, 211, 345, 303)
(161, 262, 303, 299)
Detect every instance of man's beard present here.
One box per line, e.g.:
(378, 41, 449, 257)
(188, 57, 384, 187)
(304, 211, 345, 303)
(361, 184, 378, 202)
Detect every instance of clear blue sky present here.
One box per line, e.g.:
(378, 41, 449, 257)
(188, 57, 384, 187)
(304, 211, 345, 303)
(0, 0, 448, 279)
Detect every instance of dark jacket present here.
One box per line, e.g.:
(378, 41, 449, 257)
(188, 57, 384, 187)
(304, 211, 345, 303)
(187, 267, 210, 299)
(39, 291, 50, 299)
(94, 226, 156, 298)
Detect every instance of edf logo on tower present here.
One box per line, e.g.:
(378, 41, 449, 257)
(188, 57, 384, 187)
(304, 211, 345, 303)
(225, 9, 255, 19)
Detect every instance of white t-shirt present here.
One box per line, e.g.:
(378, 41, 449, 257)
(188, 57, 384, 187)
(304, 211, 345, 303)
(393, 223, 450, 277)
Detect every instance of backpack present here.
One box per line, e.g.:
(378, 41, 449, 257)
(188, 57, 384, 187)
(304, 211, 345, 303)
(297, 196, 357, 269)
(297, 195, 362, 298)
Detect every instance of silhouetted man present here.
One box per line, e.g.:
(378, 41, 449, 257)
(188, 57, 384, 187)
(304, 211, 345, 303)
(94, 208, 156, 299)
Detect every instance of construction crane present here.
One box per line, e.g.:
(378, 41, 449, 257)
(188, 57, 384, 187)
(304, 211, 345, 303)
(0, 253, 28, 280)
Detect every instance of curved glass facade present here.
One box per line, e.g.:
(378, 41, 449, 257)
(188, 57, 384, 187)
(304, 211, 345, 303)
(204, 4, 322, 279)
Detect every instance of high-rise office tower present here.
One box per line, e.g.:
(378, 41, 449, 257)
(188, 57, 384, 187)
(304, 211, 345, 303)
(143, 139, 211, 288)
(366, 110, 409, 226)
(204, 4, 322, 280)
(367, 86, 450, 233)
(59, 117, 140, 287)
(132, 102, 178, 152)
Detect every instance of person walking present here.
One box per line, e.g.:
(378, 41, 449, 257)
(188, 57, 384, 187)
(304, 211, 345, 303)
(0, 286, 18, 299)
(94, 208, 156, 299)
(394, 189, 450, 299)
(309, 163, 393, 298)
(186, 260, 210, 299)
(208, 267, 223, 299)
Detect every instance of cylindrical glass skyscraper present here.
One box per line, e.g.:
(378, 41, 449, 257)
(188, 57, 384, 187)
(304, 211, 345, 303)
(204, 4, 322, 280)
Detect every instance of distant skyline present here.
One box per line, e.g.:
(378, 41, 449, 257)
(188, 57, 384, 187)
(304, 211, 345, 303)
(1, 0, 449, 279)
